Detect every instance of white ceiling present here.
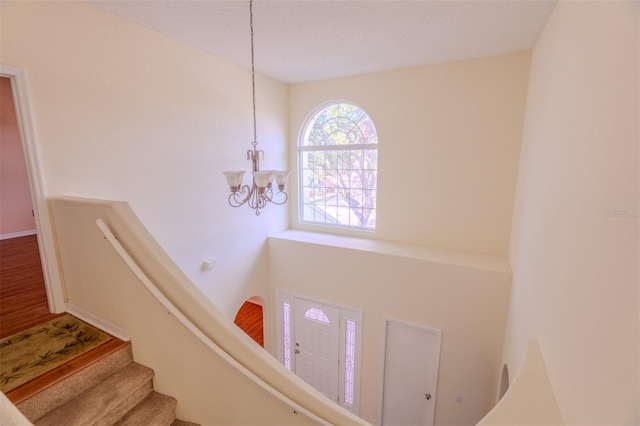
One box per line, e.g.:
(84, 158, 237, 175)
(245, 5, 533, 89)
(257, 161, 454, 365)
(87, 0, 556, 84)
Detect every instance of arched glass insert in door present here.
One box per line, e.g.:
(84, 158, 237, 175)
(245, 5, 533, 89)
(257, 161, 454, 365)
(303, 307, 330, 323)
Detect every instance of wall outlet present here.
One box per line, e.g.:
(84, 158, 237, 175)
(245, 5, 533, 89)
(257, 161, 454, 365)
(456, 395, 463, 404)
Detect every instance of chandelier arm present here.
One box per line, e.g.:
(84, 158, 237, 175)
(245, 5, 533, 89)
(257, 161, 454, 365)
(269, 190, 288, 205)
(261, 186, 274, 201)
(260, 186, 287, 206)
(247, 190, 258, 209)
(248, 191, 267, 214)
(228, 184, 253, 207)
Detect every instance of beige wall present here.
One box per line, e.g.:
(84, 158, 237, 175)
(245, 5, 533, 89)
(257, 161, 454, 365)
(504, 1, 639, 424)
(282, 43, 532, 425)
(0, 76, 35, 236)
(270, 231, 512, 425)
(289, 52, 531, 256)
(0, 1, 288, 317)
(283, 47, 531, 424)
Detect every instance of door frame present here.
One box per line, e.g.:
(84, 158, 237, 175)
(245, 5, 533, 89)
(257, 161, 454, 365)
(379, 318, 442, 426)
(275, 290, 363, 415)
(1, 65, 65, 313)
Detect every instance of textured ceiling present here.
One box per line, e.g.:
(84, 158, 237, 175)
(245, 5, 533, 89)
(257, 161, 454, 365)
(88, 0, 556, 84)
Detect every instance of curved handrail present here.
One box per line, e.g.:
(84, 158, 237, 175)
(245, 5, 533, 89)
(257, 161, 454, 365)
(94, 206, 367, 425)
(477, 340, 564, 425)
(95, 218, 326, 424)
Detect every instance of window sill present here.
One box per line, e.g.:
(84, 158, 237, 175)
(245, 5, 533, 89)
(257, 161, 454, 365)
(269, 229, 511, 274)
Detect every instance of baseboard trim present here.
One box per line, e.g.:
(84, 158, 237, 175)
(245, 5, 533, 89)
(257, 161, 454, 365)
(66, 303, 130, 342)
(0, 229, 37, 240)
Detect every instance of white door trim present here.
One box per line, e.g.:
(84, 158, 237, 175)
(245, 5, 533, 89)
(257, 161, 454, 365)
(379, 318, 442, 426)
(1, 65, 65, 313)
(275, 290, 363, 415)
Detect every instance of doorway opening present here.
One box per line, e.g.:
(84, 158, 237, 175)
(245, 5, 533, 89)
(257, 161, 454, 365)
(0, 65, 64, 313)
(0, 77, 35, 240)
(0, 76, 60, 334)
(234, 296, 264, 347)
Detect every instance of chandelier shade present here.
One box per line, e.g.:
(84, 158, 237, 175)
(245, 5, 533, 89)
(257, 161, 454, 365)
(222, 171, 246, 192)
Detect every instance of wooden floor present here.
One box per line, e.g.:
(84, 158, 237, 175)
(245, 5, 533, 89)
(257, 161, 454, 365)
(0, 234, 127, 404)
(234, 301, 264, 347)
(0, 234, 60, 337)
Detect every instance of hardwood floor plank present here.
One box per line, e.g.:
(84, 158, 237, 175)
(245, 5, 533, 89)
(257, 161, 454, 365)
(0, 235, 60, 338)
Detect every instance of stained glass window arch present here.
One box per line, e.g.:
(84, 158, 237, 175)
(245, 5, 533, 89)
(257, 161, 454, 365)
(299, 101, 378, 229)
(304, 307, 330, 324)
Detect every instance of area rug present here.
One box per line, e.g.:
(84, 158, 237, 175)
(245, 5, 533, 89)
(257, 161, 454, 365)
(0, 314, 112, 392)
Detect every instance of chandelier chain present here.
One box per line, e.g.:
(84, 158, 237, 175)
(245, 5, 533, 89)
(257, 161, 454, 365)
(222, 0, 289, 215)
(250, 0, 257, 148)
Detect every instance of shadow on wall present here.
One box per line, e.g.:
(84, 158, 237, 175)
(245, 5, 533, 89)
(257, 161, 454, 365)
(234, 296, 264, 347)
(499, 364, 509, 401)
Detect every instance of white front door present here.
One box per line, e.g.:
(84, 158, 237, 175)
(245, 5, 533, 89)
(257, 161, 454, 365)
(293, 297, 340, 402)
(381, 320, 441, 426)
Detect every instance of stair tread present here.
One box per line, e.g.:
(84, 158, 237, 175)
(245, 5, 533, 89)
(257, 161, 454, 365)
(115, 391, 177, 426)
(35, 363, 154, 426)
(18, 342, 133, 423)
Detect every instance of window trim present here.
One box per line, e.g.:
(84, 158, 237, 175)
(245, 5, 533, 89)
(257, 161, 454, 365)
(297, 100, 378, 231)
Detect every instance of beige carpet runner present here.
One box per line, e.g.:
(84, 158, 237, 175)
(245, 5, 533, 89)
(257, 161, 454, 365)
(0, 314, 111, 392)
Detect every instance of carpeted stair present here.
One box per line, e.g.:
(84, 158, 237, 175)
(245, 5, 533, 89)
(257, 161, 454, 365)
(16, 342, 198, 426)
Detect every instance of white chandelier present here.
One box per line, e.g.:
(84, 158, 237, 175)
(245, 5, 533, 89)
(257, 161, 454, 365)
(223, 0, 289, 215)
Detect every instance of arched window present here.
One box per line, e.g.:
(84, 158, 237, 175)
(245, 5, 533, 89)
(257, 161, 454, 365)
(299, 101, 378, 229)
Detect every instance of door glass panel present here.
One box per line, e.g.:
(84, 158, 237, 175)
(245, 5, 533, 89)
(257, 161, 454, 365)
(283, 302, 291, 370)
(344, 319, 356, 406)
(304, 307, 330, 324)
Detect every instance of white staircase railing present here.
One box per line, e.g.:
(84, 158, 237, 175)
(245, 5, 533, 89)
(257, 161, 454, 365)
(50, 196, 368, 425)
(95, 218, 326, 424)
